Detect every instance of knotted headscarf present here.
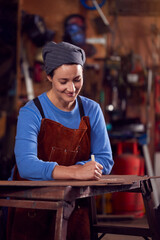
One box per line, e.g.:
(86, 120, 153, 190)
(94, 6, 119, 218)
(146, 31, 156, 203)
(42, 41, 86, 75)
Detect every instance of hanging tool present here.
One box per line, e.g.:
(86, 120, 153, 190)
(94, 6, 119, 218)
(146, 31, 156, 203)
(80, 0, 106, 10)
(80, 0, 109, 26)
(21, 43, 34, 100)
(92, 0, 109, 26)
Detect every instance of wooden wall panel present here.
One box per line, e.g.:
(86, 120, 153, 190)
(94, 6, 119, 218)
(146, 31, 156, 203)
(21, 0, 84, 42)
(19, 0, 108, 103)
(20, 0, 108, 58)
(106, 15, 160, 66)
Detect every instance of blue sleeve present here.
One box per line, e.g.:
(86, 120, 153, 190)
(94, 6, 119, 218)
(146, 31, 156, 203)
(76, 102, 114, 174)
(14, 107, 57, 180)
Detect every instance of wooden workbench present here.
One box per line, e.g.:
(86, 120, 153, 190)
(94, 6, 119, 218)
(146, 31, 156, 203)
(0, 175, 159, 240)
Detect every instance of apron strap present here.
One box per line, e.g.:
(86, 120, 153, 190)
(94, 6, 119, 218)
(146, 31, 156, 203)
(33, 97, 45, 118)
(33, 95, 85, 119)
(77, 95, 85, 118)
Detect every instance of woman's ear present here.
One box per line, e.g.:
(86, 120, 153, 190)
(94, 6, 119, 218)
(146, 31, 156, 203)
(47, 75, 52, 82)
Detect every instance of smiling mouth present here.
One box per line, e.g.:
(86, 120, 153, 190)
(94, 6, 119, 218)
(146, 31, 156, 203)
(66, 92, 76, 97)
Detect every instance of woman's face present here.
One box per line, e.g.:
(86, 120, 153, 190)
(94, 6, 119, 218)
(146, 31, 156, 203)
(47, 64, 83, 108)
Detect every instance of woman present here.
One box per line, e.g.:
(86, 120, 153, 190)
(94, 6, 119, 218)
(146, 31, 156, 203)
(8, 41, 113, 240)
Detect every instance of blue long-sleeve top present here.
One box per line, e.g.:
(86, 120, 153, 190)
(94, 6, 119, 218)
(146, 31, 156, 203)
(14, 92, 113, 180)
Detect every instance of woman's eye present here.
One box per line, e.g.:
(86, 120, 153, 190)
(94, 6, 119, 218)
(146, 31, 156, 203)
(74, 78, 81, 82)
(60, 81, 67, 84)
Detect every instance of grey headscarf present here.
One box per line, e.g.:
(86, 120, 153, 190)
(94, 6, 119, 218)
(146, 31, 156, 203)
(42, 41, 86, 75)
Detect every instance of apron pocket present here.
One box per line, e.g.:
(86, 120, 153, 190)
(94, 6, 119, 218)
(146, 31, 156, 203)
(49, 146, 78, 166)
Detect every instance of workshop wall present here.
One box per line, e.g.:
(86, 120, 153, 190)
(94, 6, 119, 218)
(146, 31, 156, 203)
(19, 0, 160, 106)
(20, 0, 107, 58)
(18, 0, 108, 105)
(105, 14, 160, 161)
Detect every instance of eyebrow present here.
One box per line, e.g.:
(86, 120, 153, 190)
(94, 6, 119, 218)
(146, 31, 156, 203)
(59, 78, 68, 81)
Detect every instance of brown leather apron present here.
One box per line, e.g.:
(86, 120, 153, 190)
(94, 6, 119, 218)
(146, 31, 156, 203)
(7, 96, 91, 240)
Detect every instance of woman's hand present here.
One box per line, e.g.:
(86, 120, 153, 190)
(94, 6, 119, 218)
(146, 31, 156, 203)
(74, 161, 103, 180)
(52, 161, 103, 181)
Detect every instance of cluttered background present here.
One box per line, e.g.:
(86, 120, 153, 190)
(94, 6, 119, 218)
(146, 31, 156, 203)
(1, 0, 160, 217)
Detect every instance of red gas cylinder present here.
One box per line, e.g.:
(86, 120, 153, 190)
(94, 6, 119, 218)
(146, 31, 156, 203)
(111, 141, 145, 218)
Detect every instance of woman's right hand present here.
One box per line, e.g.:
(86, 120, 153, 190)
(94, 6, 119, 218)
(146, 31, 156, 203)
(74, 160, 103, 180)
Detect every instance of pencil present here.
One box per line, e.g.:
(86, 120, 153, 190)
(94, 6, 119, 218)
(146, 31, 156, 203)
(91, 154, 95, 161)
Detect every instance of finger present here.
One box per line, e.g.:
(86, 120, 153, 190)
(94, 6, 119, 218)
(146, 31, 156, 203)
(95, 162, 103, 171)
(94, 171, 102, 180)
(95, 169, 102, 178)
(95, 165, 102, 174)
(97, 163, 103, 170)
(94, 175, 100, 181)
(91, 155, 103, 170)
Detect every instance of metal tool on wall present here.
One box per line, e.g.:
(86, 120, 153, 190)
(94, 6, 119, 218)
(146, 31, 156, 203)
(21, 44, 35, 101)
(92, 0, 109, 26)
(80, 0, 111, 35)
(20, 11, 55, 101)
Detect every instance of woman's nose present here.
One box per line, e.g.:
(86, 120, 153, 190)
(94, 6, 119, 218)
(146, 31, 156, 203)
(67, 82, 76, 92)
